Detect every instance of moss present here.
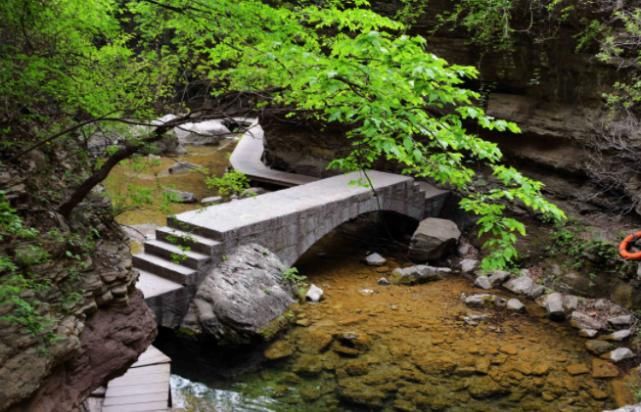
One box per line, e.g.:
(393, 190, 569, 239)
(259, 310, 294, 341)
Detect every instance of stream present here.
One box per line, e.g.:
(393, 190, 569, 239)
(106, 145, 637, 411)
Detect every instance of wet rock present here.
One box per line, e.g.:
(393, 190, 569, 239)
(609, 314, 634, 328)
(566, 363, 590, 375)
(543, 293, 565, 321)
(364, 253, 386, 266)
(332, 332, 369, 357)
(464, 294, 504, 308)
(175, 119, 230, 145)
(359, 288, 375, 296)
(389, 265, 450, 285)
(163, 188, 197, 203)
(603, 329, 633, 342)
(462, 312, 491, 326)
(467, 376, 510, 399)
(570, 311, 605, 331)
(264, 340, 295, 360)
(409, 218, 461, 262)
(168, 161, 198, 174)
(181, 244, 295, 343)
(585, 339, 616, 356)
(377, 277, 390, 286)
(487, 270, 511, 286)
(201, 196, 224, 205)
(293, 354, 323, 376)
(579, 329, 599, 338)
(503, 275, 544, 298)
(506, 298, 525, 312)
(306, 284, 324, 302)
(592, 358, 619, 378)
(296, 329, 333, 354)
(562, 295, 580, 312)
(606, 347, 635, 363)
(460, 258, 478, 273)
(474, 276, 492, 290)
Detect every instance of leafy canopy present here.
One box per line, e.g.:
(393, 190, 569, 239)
(1, 0, 566, 269)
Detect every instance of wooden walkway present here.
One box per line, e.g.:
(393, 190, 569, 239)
(101, 345, 171, 412)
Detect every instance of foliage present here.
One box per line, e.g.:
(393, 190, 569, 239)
(282, 267, 307, 284)
(0, 191, 37, 241)
(546, 222, 636, 276)
(205, 170, 251, 198)
(591, 8, 641, 113)
(0, 0, 567, 269)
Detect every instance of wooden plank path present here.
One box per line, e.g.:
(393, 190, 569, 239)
(101, 345, 171, 412)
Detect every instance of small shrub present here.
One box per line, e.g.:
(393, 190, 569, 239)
(282, 267, 306, 284)
(205, 170, 250, 198)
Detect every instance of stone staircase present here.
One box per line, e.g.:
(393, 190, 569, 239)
(133, 226, 224, 300)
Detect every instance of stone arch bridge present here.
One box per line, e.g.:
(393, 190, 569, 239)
(135, 130, 448, 327)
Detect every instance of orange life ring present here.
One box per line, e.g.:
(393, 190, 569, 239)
(619, 231, 641, 260)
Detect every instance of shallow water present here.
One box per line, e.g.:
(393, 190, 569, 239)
(158, 232, 636, 411)
(104, 140, 236, 226)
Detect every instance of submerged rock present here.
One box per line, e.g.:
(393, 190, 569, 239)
(364, 253, 386, 266)
(168, 161, 198, 174)
(408, 218, 461, 262)
(306, 284, 324, 302)
(390, 265, 450, 285)
(464, 294, 505, 308)
(264, 339, 295, 361)
(182, 243, 295, 343)
(591, 358, 619, 378)
(585, 339, 615, 356)
(163, 188, 197, 203)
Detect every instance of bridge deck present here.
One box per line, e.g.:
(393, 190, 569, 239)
(172, 170, 413, 236)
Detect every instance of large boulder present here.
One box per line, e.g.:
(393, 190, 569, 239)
(408, 218, 461, 262)
(182, 244, 296, 344)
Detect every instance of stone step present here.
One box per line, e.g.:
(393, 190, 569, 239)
(167, 215, 224, 241)
(135, 270, 183, 299)
(132, 253, 197, 285)
(143, 239, 210, 270)
(155, 226, 222, 256)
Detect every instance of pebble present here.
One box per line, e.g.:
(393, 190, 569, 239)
(603, 329, 632, 342)
(506, 298, 525, 312)
(579, 328, 599, 338)
(365, 253, 386, 266)
(377, 277, 391, 286)
(305, 284, 324, 302)
(474, 276, 492, 290)
(359, 288, 375, 296)
(607, 347, 635, 363)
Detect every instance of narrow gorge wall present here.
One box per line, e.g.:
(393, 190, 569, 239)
(262, 0, 641, 219)
(0, 148, 156, 411)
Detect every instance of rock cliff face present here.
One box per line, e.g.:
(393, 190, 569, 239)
(0, 147, 156, 411)
(262, 0, 641, 218)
